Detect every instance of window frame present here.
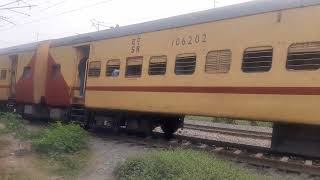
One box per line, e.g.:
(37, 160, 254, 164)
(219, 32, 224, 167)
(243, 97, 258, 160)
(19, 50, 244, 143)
(174, 53, 197, 75)
(0, 69, 7, 80)
(125, 56, 143, 78)
(88, 61, 101, 77)
(51, 64, 61, 79)
(205, 49, 232, 74)
(148, 55, 167, 76)
(22, 66, 32, 79)
(241, 46, 273, 73)
(106, 59, 121, 77)
(286, 42, 320, 71)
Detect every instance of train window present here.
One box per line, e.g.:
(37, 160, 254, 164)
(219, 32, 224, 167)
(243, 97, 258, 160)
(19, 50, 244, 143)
(149, 56, 167, 75)
(106, 60, 120, 77)
(126, 56, 143, 78)
(242, 46, 273, 73)
(22, 66, 31, 79)
(175, 54, 196, 75)
(52, 64, 61, 79)
(206, 50, 232, 74)
(0, 70, 6, 80)
(88, 61, 101, 77)
(287, 42, 320, 71)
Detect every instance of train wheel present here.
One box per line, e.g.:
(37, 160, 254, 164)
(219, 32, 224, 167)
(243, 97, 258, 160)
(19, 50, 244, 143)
(161, 118, 181, 138)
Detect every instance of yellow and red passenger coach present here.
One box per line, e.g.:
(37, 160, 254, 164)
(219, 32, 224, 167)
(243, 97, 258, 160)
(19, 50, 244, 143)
(1, 0, 320, 157)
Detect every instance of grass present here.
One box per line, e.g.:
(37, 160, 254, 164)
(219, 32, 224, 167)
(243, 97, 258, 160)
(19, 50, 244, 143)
(32, 122, 88, 154)
(115, 149, 268, 180)
(0, 112, 25, 134)
(31, 122, 90, 177)
(0, 113, 90, 178)
(186, 116, 273, 128)
(34, 149, 90, 177)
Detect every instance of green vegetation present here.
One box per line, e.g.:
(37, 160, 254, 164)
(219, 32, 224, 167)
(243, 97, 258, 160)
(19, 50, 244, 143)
(0, 113, 90, 177)
(115, 149, 267, 180)
(0, 112, 24, 134)
(33, 122, 88, 154)
(32, 122, 90, 176)
(186, 116, 273, 128)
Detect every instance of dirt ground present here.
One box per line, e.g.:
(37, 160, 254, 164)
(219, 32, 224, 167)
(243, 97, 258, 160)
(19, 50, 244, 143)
(78, 134, 152, 180)
(0, 122, 311, 180)
(0, 126, 152, 180)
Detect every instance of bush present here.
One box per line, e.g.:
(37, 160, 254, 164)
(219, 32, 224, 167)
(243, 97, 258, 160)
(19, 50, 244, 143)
(33, 122, 88, 155)
(0, 112, 24, 134)
(115, 149, 266, 180)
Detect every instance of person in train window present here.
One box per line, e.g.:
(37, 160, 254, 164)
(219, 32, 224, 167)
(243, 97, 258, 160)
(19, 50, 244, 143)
(111, 69, 120, 77)
(78, 57, 88, 97)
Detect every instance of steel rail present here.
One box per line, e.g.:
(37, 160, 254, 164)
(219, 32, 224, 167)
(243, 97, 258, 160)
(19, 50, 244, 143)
(183, 123, 272, 139)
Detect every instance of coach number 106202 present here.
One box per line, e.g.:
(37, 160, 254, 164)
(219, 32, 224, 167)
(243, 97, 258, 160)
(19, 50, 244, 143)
(171, 34, 207, 47)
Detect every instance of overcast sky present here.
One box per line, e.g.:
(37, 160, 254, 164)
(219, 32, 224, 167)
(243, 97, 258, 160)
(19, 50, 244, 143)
(0, 0, 253, 48)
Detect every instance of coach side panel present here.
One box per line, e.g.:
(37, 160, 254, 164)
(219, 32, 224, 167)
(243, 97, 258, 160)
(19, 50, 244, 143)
(85, 5, 320, 125)
(0, 55, 11, 101)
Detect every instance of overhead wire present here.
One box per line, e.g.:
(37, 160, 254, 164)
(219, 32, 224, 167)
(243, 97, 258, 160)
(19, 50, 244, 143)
(0, 0, 113, 31)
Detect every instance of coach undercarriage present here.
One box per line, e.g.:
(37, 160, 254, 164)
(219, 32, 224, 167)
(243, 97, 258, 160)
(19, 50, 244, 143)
(4, 102, 320, 158)
(271, 123, 320, 158)
(84, 110, 184, 137)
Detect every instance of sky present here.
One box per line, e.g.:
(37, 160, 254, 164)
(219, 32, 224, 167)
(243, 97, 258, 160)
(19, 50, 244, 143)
(0, 0, 253, 48)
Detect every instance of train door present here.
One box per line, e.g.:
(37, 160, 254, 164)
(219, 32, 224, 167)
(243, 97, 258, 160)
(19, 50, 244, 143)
(9, 55, 18, 98)
(75, 45, 90, 99)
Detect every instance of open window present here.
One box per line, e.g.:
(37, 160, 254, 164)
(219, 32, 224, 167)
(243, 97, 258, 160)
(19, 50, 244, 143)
(126, 56, 143, 78)
(52, 64, 61, 79)
(88, 61, 101, 77)
(242, 46, 273, 73)
(175, 54, 196, 75)
(287, 42, 320, 71)
(106, 60, 120, 77)
(149, 56, 167, 75)
(22, 66, 31, 79)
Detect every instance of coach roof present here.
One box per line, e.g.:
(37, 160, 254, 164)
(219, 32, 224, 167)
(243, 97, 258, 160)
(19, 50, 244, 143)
(1, 0, 320, 54)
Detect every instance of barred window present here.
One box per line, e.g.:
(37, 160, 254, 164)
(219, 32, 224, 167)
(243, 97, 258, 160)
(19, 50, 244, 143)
(149, 56, 167, 75)
(0, 70, 6, 80)
(206, 50, 231, 73)
(126, 56, 143, 78)
(175, 54, 196, 75)
(287, 42, 320, 71)
(106, 60, 120, 77)
(88, 61, 101, 77)
(242, 47, 273, 73)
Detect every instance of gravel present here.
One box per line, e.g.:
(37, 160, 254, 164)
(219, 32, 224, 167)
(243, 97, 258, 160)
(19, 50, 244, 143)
(77, 134, 153, 180)
(173, 120, 272, 148)
(186, 120, 273, 133)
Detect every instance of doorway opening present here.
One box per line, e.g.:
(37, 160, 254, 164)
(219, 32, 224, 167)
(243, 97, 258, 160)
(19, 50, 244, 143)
(75, 45, 90, 98)
(9, 55, 18, 98)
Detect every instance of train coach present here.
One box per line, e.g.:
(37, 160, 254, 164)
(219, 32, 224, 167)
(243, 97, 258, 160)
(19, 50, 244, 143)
(1, 0, 320, 157)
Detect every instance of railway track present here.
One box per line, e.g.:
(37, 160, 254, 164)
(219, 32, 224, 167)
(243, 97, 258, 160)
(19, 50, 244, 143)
(179, 123, 320, 177)
(183, 123, 272, 139)
(171, 134, 320, 177)
(94, 128, 320, 178)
